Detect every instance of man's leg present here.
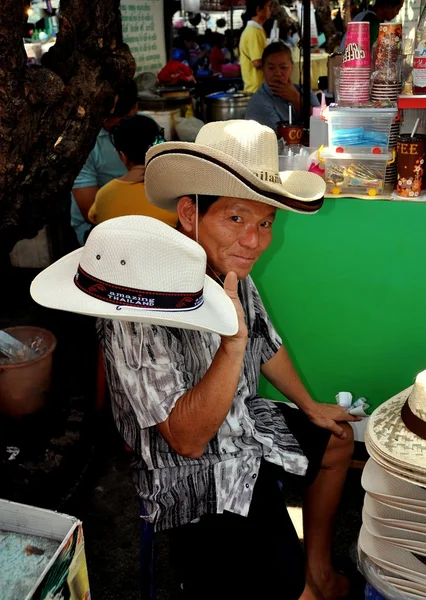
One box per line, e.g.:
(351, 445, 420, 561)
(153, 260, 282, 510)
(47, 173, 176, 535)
(168, 462, 306, 600)
(302, 424, 354, 600)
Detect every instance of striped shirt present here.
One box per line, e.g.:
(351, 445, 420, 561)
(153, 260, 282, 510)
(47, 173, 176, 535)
(98, 276, 308, 531)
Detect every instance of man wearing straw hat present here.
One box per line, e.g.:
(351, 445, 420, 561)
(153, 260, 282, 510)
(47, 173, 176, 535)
(97, 120, 360, 600)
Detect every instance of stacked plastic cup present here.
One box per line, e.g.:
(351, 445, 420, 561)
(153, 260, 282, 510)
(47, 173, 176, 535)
(339, 22, 371, 104)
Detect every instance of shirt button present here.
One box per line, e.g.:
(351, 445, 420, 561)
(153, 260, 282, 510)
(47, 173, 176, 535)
(222, 448, 226, 454)
(237, 390, 241, 395)
(245, 483, 250, 489)
(252, 474, 257, 479)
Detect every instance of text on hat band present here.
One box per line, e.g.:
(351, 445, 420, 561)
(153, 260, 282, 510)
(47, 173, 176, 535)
(74, 265, 204, 312)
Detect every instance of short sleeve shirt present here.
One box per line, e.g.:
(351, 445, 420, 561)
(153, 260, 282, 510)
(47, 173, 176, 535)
(245, 82, 320, 132)
(98, 276, 308, 531)
(239, 21, 267, 94)
(71, 129, 126, 245)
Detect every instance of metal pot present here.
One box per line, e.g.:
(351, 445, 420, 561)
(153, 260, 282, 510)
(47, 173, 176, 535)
(203, 92, 250, 123)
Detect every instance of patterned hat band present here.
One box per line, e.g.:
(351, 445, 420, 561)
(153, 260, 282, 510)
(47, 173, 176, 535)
(74, 265, 204, 312)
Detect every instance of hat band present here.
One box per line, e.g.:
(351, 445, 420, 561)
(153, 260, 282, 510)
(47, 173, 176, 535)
(74, 265, 204, 312)
(146, 149, 324, 212)
(401, 399, 426, 441)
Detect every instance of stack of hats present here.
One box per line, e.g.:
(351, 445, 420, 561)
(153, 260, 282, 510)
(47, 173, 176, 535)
(371, 23, 403, 187)
(359, 370, 426, 598)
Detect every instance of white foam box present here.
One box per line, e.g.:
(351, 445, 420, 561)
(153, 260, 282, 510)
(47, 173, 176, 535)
(0, 498, 90, 600)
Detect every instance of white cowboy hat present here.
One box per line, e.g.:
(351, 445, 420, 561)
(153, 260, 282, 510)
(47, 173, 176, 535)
(362, 507, 426, 554)
(144, 120, 326, 214)
(358, 526, 426, 585)
(362, 459, 426, 507)
(364, 492, 426, 530)
(30, 216, 238, 336)
(366, 370, 426, 485)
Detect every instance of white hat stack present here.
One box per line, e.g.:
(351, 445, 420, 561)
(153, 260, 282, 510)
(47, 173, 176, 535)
(358, 371, 426, 599)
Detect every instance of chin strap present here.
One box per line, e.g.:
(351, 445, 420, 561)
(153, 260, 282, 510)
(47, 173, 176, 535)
(195, 193, 199, 244)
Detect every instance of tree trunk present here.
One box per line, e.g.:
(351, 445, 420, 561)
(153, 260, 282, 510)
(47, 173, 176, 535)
(314, 0, 342, 53)
(0, 0, 135, 255)
(339, 0, 351, 27)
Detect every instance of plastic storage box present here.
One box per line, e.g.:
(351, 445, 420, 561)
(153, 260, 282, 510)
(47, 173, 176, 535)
(328, 107, 398, 148)
(320, 146, 393, 196)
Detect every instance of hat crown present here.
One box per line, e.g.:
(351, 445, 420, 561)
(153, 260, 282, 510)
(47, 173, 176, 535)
(195, 120, 280, 175)
(80, 216, 206, 293)
(409, 370, 426, 422)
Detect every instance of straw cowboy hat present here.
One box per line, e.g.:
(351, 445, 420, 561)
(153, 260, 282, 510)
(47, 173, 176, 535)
(144, 120, 326, 214)
(30, 216, 238, 336)
(366, 370, 426, 486)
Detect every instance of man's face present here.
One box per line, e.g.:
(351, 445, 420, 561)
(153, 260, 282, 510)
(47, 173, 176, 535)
(179, 196, 276, 280)
(264, 52, 293, 86)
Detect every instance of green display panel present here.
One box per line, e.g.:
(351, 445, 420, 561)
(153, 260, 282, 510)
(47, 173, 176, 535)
(251, 198, 426, 410)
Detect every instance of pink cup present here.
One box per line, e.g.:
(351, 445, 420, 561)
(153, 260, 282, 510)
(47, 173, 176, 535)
(342, 22, 371, 68)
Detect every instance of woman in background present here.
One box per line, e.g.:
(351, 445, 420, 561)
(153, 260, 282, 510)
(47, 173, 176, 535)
(88, 115, 178, 228)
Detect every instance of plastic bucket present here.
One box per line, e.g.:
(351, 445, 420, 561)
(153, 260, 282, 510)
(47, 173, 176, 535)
(0, 326, 57, 417)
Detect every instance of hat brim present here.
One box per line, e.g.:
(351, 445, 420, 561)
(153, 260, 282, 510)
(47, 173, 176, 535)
(366, 388, 426, 476)
(362, 458, 426, 505)
(358, 526, 426, 584)
(30, 249, 238, 336)
(364, 494, 426, 529)
(144, 142, 325, 213)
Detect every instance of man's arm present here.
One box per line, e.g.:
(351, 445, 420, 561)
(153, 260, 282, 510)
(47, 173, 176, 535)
(73, 186, 99, 222)
(252, 59, 262, 69)
(157, 272, 247, 458)
(261, 346, 360, 438)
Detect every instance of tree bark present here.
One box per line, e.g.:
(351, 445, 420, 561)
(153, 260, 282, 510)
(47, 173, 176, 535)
(314, 0, 342, 53)
(0, 0, 135, 255)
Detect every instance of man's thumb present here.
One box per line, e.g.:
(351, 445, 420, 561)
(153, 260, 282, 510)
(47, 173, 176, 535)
(223, 271, 238, 299)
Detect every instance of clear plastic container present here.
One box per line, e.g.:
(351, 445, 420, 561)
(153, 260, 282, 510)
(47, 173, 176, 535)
(328, 107, 398, 148)
(321, 146, 393, 196)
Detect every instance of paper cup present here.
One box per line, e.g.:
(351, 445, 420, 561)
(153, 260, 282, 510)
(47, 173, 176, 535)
(397, 134, 425, 198)
(343, 21, 371, 68)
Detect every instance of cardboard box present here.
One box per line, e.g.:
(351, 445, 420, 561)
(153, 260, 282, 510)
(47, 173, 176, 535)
(0, 499, 90, 600)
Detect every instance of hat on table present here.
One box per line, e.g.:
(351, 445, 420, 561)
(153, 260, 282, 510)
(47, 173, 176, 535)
(144, 120, 326, 214)
(366, 370, 426, 486)
(30, 216, 238, 336)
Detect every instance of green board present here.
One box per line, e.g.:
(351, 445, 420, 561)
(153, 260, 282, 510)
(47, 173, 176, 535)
(251, 197, 426, 411)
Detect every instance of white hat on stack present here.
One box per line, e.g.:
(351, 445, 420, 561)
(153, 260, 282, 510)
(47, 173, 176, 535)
(365, 370, 426, 486)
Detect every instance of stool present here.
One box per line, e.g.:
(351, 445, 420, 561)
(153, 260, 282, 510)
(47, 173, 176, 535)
(140, 506, 156, 600)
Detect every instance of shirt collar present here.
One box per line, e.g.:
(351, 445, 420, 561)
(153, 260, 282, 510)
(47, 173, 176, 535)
(247, 20, 264, 30)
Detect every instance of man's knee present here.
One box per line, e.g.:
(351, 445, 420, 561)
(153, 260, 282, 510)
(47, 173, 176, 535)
(322, 424, 354, 469)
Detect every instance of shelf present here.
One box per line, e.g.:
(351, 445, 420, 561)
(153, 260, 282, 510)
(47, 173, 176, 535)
(398, 95, 426, 109)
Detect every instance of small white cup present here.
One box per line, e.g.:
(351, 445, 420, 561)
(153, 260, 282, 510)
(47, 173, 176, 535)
(335, 391, 353, 407)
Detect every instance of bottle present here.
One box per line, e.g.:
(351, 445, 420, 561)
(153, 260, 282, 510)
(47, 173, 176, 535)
(309, 93, 328, 148)
(413, 4, 426, 94)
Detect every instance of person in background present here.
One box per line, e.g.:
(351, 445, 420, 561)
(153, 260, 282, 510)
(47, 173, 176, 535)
(339, 0, 404, 51)
(71, 80, 138, 245)
(245, 42, 319, 132)
(88, 116, 177, 228)
(209, 32, 227, 74)
(239, 0, 272, 94)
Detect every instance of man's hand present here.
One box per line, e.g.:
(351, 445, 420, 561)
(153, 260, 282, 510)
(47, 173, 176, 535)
(305, 403, 362, 439)
(221, 271, 248, 351)
(269, 80, 301, 111)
